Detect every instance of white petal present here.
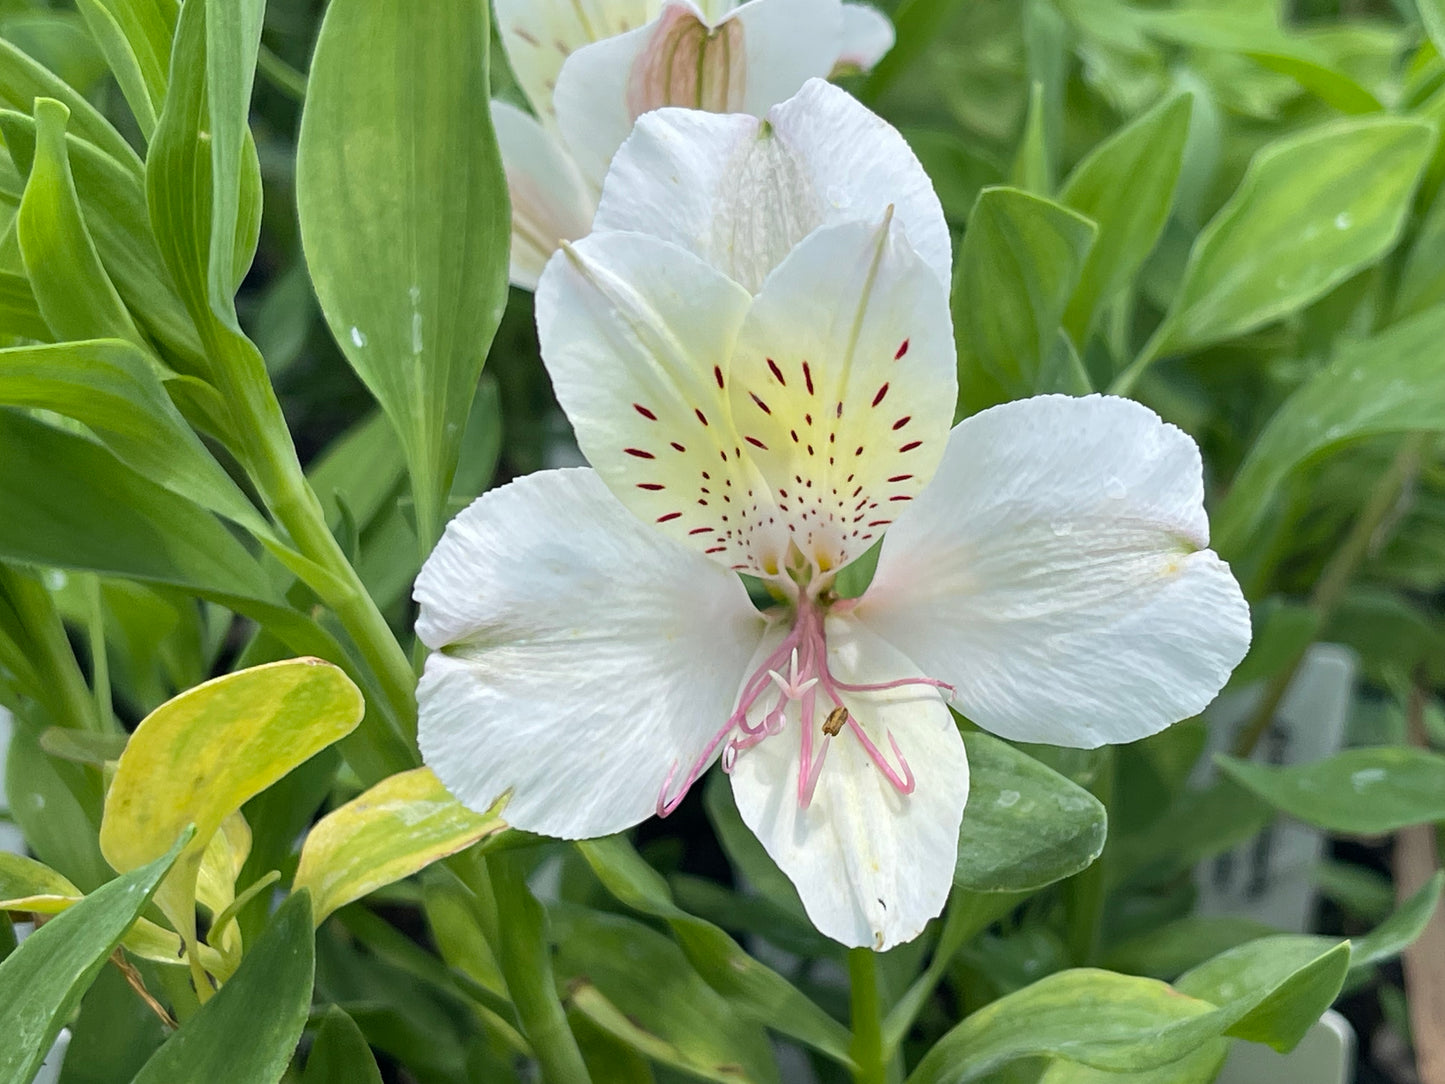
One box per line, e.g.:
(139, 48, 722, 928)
(493, 102, 598, 291)
(496, 0, 657, 122)
(729, 616, 967, 949)
(535, 231, 789, 571)
(554, 0, 842, 192)
(594, 78, 950, 292)
(725, 215, 956, 576)
(834, 4, 894, 73)
(416, 467, 766, 839)
(857, 395, 1252, 748)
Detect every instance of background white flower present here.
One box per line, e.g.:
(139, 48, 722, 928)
(493, 0, 897, 288)
(417, 81, 1251, 951)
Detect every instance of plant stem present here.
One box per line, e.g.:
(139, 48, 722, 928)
(486, 852, 593, 1084)
(848, 948, 887, 1084)
(255, 44, 308, 104)
(1063, 747, 1114, 967)
(1231, 434, 1427, 758)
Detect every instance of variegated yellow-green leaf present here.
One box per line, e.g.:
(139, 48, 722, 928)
(293, 767, 504, 924)
(100, 658, 363, 986)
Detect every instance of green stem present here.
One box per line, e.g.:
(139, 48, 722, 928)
(1063, 747, 1115, 967)
(82, 575, 112, 733)
(848, 948, 887, 1084)
(486, 852, 592, 1084)
(0, 565, 102, 732)
(1231, 433, 1427, 758)
(255, 43, 307, 103)
(1106, 326, 1165, 398)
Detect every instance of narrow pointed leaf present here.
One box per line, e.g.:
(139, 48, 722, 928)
(303, 1007, 383, 1084)
(297, 0, 509, 550)
(131, 890, 315, 1084)
(0, 35, 139, 171)
(0, 830, 188, 1084)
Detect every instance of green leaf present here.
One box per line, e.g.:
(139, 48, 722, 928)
(554, 905, 781, 1084)
(1420, 0, 1445, 61)
(1150, 117, 1434, 356)
(293, 767, 505, 924)
(1394, 182, 1445, 320)
(131, 890, 315, 1084)
(1059, 94, 1191, 345)
(0, 339, 265, 532)
(1348, 871, 1444, 971)
(1216, 746, 1445, 834)
(15, 98, 144, 346)
(297, 0, 510, 551)
(0, 109, 206, 372)
(0, 35, 139, 172)
(906, 940, 1349, 1084)
(577, 835, 856, 1067)
(1010, 82, 1053, 194)
(1212, 303, 1445, 557)
(0, 829, 187, 1084)
(954, 186, 1096, 410)
(0, 269, 49, 341)
(954, 732, 1107, 893)
(74, 0, 176, 138)
(303, 1007, 383, 1084)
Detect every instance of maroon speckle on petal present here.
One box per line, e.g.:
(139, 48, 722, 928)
(887, 474, 913, 483)
(745, 436, 768, 450)
(872, 383, 890, 407)
(893, 416, 911, 430)
(750, 392, 772, 414)
(767, 358, 786, 384)
(625, 447, 655, 459)
(657, 512, 682, 523)
(637, 483, 665, 491)
(671, 441, 686, 452)
(633, 403, 657, 420)
(713, 365, 725, 389)
(802, 361, 815, 395)
(895, 339, 910, 360)
(900, 441, 922, 453)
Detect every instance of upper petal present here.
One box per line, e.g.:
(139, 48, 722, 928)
(492, 101, 598, 290)
(416, 467, 767, 839)
(553, 0, 843, 191)
(856, 395, 1251, 748)
(535, 230, 788, 571)
(496, 0, 657, 122)
(725, 214, 956, 576)
(593, 77, 950, 292)
(728, 615, 967, 949)
(834, 4, 894, 73)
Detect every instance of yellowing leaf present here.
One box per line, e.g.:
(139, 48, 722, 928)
(293, 767, 504, 924)
(99, 658, 364, 988)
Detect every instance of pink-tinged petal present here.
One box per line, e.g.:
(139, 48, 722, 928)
(496, 0, 656, 122)
(416, 467, 766, 839)
(492, 101, 597, 290)
(535, 230, 789, 572)
(725, 214, 955, 576)
(554, 0, 842, 192)
(857, 395, 1251, 748)
(833, 4, 894, 73)
(729, 616, 966, 950)
(594, 78, 950, 291)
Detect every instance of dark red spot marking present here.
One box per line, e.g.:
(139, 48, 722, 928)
(750, 392, 772, 414)
(855, 446, 865, 456)
(695, 408, 709, 426)
(889, 495, 913, 502)
(637, 483, 665, 491)
(670, 441, 686, 452)
(888, 474, 913, 483)
(633, 403, 657, 420)
(706, 545, 727, 554)
(869, 519, 890, 527)
(900, 440, 922, 452)
(657, 512, 682, 523)
(872, 383, 890, 407)
(802, 361, 815, 395)
(767, 358, 786, 384)
(892, 416, 911, 430)
(835, 402, 844, 418)
(895, 339, 910, 360)
(790, 430, 799, 443)
(806, 445, 815, 456)
(688, 526, 713, 535)
(745, 436, 768, 450)
(713, 365, 725, 389)
(624, 447, 654, 459)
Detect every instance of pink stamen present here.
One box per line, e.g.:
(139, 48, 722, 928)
(655, 589, 940, 816)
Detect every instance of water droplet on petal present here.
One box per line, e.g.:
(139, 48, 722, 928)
(996, 789, 1021, 809)
(1050, 519, 1074, 538)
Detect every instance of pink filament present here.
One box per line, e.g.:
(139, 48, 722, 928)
(655, 592, 947, 817)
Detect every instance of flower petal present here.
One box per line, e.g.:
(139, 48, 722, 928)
(416, 467, 766, 839)
(492, 102, 598, 290)
(496, 0, 656, 121)
(725, 214, 956, 576)
(554, 0, 842, 192)
(535, 230, 789, 570)
(857, 395, 1252, 748)
(834, 4, 894, 73)
(593, 78, 950, 291)
(728, 616, 967, 950)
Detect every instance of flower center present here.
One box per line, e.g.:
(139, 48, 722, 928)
(656, 587, 952, 816)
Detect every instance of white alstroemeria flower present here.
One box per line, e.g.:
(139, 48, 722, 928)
(493, 0, 895, 288)
(418, 81, 1251, 951)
